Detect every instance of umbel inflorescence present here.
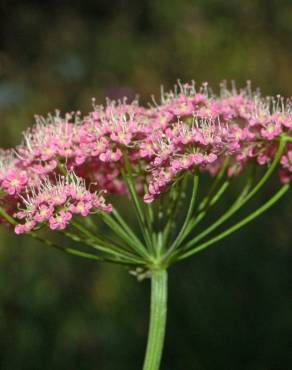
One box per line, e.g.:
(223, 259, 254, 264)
(0, 81, 291, 369)
(1, 81, 291, 259)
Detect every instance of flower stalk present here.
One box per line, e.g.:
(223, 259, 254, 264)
(143, 269, 168, 370)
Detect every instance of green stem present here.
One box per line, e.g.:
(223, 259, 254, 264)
(112, 207, 146, 251)
(65, 224, 145, 263)
(143, 183, 155, 242)
(71, 217, 139, 256)
(31, 233, 140, 266)
(100, 212, 150, 259)
(143, 269, 168, 370)
(122, 153, 153, 250)
(181, 180, 230, 244)
(0, 207, 141, 266)
(197, 157, 229, 212)
(31, 234, 105, 261)
(183, 139, 285, 251)
(163, 174, 199, 260)
(178, 184, 289, 260)
(0, 206, 17, 225)
(161, 179, 184, 249)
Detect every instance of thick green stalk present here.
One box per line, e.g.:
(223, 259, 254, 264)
(143, 269, 168, 370)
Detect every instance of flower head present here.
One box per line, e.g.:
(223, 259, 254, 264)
(0, 81, 290, 221)
(14, 172, 112, 233)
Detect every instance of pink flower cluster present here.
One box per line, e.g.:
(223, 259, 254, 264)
(17, 111, 82, 175)
(141, 82, 292, 201)
(0, 80, 291, 228)
(0, 150, 28, 196)
(14, 173, 112, 234)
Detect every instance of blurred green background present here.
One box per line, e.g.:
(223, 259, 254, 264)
(0, 1, 292, 369)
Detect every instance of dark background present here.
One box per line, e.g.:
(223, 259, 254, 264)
(0, 1, 292, 369)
